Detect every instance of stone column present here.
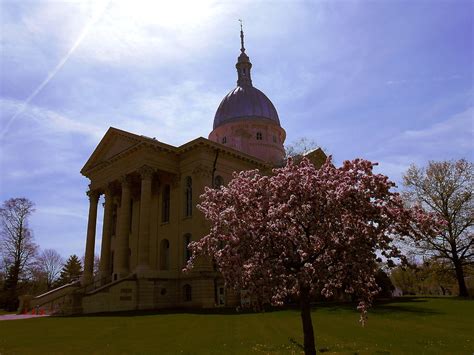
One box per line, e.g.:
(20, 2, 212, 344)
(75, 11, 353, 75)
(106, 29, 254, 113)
(99, 185, 113, 282)
(82, 189, 100, 285)
(136, 165, 154, 275)
(114, 175, 132, 279)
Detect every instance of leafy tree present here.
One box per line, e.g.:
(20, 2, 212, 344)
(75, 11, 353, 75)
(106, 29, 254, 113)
(0, 198, 37, 309)
(57, 255, 82, 286)
(186, 157, 438, 355)
(390, 259, 457, 296)
(403, 159, 473, 296)
(374, 269, 395, 298)
(390, 264, 419, 295)
(36, 249, 64, 290)
(422, 259, 457, 295)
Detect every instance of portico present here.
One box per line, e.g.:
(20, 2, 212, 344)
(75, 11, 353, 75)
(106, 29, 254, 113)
(67, 127, 271, 313)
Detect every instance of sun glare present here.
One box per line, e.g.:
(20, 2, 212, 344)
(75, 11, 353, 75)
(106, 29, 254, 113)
(109, 0, 218, 28)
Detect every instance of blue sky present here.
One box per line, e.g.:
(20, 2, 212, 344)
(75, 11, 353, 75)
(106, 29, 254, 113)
(0, 0, 472, 258)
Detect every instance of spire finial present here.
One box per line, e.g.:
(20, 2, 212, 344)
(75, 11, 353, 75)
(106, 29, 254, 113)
(236, 19, 252, 87)
(238, 19, 245, 53)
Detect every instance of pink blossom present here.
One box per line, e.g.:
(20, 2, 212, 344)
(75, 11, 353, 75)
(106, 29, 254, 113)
(185, 157, 440, 354)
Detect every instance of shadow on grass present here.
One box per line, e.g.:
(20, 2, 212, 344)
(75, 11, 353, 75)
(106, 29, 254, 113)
(59, 296, 450, 318)
(314, 297, 442, 316)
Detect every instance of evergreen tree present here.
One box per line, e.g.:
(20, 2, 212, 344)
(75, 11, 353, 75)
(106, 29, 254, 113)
(56, 255, 82, 286)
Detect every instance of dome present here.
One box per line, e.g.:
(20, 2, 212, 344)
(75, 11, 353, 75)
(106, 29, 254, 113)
(213, 85, 280, 130)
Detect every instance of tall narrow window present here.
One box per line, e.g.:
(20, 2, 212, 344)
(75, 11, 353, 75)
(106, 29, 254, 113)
(111, 204, 117, 236)
(183, 233, 192, 263)
(256, 132, 262, 140)
(185, 176, 192, 217)
(183, 284, 192, 302)
(214, 175, 224, 189)
(162, 185, 170, 223)
(160, 239, 170, 270)
(129, 199, 133, 232)
(221, 136, 227, 144)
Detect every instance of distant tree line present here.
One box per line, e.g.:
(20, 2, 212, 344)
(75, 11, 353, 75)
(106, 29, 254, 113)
(0, 198, 99, 311)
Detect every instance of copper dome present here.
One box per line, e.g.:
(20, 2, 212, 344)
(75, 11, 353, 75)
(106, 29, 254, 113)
(213, 85, 280, 130)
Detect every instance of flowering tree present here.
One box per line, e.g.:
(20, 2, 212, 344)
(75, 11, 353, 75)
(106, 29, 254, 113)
(186, 157, 439, 355)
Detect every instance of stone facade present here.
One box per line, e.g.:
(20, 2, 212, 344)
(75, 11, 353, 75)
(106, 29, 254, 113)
(22, 28, 327, 315)
(75, 131, 271, 313)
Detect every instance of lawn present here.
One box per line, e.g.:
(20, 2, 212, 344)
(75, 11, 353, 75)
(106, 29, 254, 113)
(0, 297, 472, 354)
(0, 310, 15, 315)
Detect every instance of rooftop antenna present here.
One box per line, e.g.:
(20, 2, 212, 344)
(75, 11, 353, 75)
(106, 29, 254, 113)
(238, 19, 245, 53)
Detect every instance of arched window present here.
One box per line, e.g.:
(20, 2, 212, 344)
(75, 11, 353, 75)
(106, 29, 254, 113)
(162, 185, 170, 222)
(256, 132, 263, 140)
(214, 175, 224, 189)
(183, 233, 192, 263)
(160, 239, 170, 270)
(183, 284, 192, 302)
(185, 176, 192, 217)
(221, 136, 227, 144)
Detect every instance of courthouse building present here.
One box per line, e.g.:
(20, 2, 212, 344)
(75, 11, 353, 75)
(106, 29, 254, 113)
(24, 29, 325, 314)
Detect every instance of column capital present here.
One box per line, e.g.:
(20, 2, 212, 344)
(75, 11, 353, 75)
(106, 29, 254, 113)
(119, 175, 133, 188)
(86, 189, 100, 203)
(171, 174, 181, 188)
(103, 182, 114, 196)
(138, 165, 155, 180)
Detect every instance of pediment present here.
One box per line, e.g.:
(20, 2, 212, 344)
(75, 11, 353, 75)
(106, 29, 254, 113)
(81, 127, 144, 176)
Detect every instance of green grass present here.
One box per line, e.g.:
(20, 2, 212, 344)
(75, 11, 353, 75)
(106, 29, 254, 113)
(0, 297, 472, 354)
(0, 309, 15, 315)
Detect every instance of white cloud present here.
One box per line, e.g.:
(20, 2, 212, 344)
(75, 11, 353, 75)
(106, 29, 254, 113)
(402, 107, 473, 142)
(0, 98, 103, 141)
(368, 107, 474, 184)
(122, 80, 222, 145)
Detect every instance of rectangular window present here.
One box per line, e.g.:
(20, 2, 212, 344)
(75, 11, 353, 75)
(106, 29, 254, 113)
(162, 185, 170, 223)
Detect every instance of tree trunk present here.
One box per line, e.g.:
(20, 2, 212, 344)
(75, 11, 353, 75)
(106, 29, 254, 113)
(300, 286, 316, 355)
(453, 258, 469, 297)
(440, 285, 446, 296)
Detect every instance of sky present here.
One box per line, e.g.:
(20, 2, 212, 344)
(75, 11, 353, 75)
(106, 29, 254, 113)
(0, 0, 472, 258)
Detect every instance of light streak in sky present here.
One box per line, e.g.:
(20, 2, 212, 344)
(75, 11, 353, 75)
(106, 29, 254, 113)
(0, 0, 111, 140)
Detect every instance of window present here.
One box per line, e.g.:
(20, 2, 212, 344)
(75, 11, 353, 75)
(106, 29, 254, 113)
(256, 132, 262, 140)
(184, 233, 192, 263)
(129, 199, 133, 232)
(111, 204, 117, 236)
(110, 252, 114, 276)
(183, 284, 192, 302)
(185, 176, 192, 217)
(221, 136, 227, 144)
(214, 175, 224, 189)
(162, 185, 170, 222)
(160, 239, 170, 270)
(218, 287, 225, 305)
(273, 135, 277, 143)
